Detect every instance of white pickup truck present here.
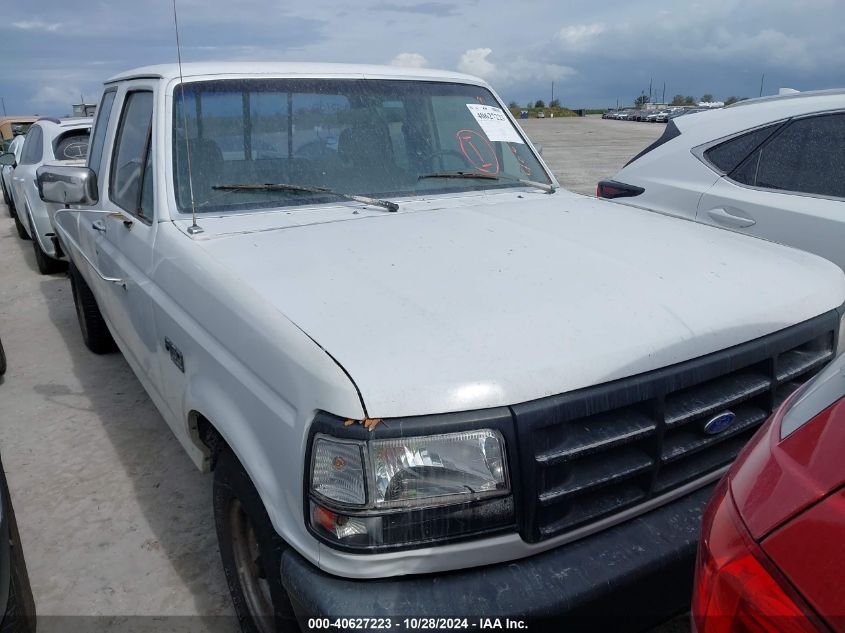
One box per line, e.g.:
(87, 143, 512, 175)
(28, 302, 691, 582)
(37, 63, 845, 632)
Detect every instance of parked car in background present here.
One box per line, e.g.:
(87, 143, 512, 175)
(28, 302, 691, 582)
(1, 135, 26, 217)
(656, 110, 671, 122)
(37, 62, 845, 632)
(597, 89, 845, 272)
(0, 448, 36, 632)
(2, 117, 91, 273)
(693, 350, 845, 632)
(0, 117, 37, 147)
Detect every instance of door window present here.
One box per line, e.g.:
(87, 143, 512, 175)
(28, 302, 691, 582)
(731, 113, 845, 199)
(19, 125, 43, 165)
(110, 91, 154, 218)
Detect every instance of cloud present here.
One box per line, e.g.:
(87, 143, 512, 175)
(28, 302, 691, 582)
(557, 23, 605, 52)
(12, 19, 62, 32)
(457, 48, 497, 78)
(457, 48, 575, 87)
(30, 84, 88, 111)
(374, 2, 457, 16)
(390, 52, 428, 67)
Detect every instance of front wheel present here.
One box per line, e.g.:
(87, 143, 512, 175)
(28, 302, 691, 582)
(69, 262, 116, 354)
(214, 447, 299, 633)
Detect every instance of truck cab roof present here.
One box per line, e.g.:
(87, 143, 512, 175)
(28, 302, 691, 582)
(105, 62, 486, 86)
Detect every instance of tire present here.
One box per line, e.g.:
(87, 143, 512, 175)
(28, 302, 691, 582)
(214, 447, 299, 633)
(7, 191, 17, 219)
(13, 214, 28, 240)
(0, 462, 37, 633)
(29, 217, 66, 275)
(68, 262, 115, 354)
(0, 337, 5, 376)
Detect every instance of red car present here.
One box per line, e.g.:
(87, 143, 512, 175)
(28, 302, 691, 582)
(693, 351, 845, 632)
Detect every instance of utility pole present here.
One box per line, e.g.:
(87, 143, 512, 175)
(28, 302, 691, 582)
(1, 97, 6, 116)
(551, 81, 555, 106)
(662, 82, 666, 104)
(759, 73, 765, 97)
(649, 77, 653, 103)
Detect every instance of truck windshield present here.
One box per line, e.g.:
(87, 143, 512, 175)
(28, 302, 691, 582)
(172, 78, 551, 213)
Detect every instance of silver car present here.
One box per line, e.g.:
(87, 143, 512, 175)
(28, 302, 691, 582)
(598, 89, 845, 272)
(0, 134, 25, 217)
(3, 117, 91, 273)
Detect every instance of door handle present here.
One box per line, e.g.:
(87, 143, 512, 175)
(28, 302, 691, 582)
(92, 219, 107, 233)
(707, 207, 756, 228)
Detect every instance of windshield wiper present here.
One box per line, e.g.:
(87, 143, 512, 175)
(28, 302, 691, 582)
(212, 183, 399, 212)
(417, 171, 556, 194)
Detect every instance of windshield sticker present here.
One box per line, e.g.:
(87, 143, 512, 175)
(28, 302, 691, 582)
(457, 129, 500, 174)
(465, 104, 524, 144)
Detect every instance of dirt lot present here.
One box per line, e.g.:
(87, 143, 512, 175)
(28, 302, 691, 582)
(0, 116, 677, 630)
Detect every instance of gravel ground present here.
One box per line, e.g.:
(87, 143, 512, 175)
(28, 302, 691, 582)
(0, 115, 687, 632)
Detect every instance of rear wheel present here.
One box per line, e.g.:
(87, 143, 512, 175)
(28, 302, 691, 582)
(13, 214, 28, 240)
(69, 262, 115, 354)
(28, 215, 66, 275)
(214, 446, 299, 633)
(7, 189, 17, 218)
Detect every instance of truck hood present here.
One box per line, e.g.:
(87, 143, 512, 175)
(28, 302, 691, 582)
(186, 191, 845, 418)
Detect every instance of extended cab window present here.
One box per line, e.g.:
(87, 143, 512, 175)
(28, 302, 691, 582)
(110, 91, 154, 218)
(731, 113, 845, 199)
(173, 79, 550, 213)
(87, 91, 117, 177)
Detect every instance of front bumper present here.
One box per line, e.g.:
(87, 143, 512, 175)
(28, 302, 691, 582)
(281, 484, 713, 632)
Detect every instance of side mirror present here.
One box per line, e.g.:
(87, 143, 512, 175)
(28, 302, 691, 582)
(37, 165, 99, 206)
(0, 153, 16, 167)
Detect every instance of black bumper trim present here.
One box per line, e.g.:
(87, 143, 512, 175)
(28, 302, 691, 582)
(281, 484, 714, 633)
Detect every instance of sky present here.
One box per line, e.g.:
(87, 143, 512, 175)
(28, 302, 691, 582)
(2, 0, 844, 116)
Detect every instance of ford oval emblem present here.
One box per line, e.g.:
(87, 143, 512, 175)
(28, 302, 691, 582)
(703, 411, 737, 435)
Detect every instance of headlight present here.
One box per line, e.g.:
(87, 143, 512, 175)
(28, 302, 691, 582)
(370, 430, 507, 508)
(308, 428, 513, 550)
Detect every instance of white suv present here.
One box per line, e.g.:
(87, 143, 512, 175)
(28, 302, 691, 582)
(598, 89, 845, 271)
(3, 117, 91, 273)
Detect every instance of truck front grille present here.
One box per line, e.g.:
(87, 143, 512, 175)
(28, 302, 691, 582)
(512, 312, 838, 543)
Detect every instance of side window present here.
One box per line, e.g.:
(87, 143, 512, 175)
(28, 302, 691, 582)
(703, 123, 783, 173)
(53, 131, 90, 161)
(19, 125, 43, 165)
(88, 91, 117, 177)
(110, 91, 154, 217)
(731, 113, 845, 198)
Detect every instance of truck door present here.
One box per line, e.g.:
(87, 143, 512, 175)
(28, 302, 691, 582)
(86, 87, 167, 403)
